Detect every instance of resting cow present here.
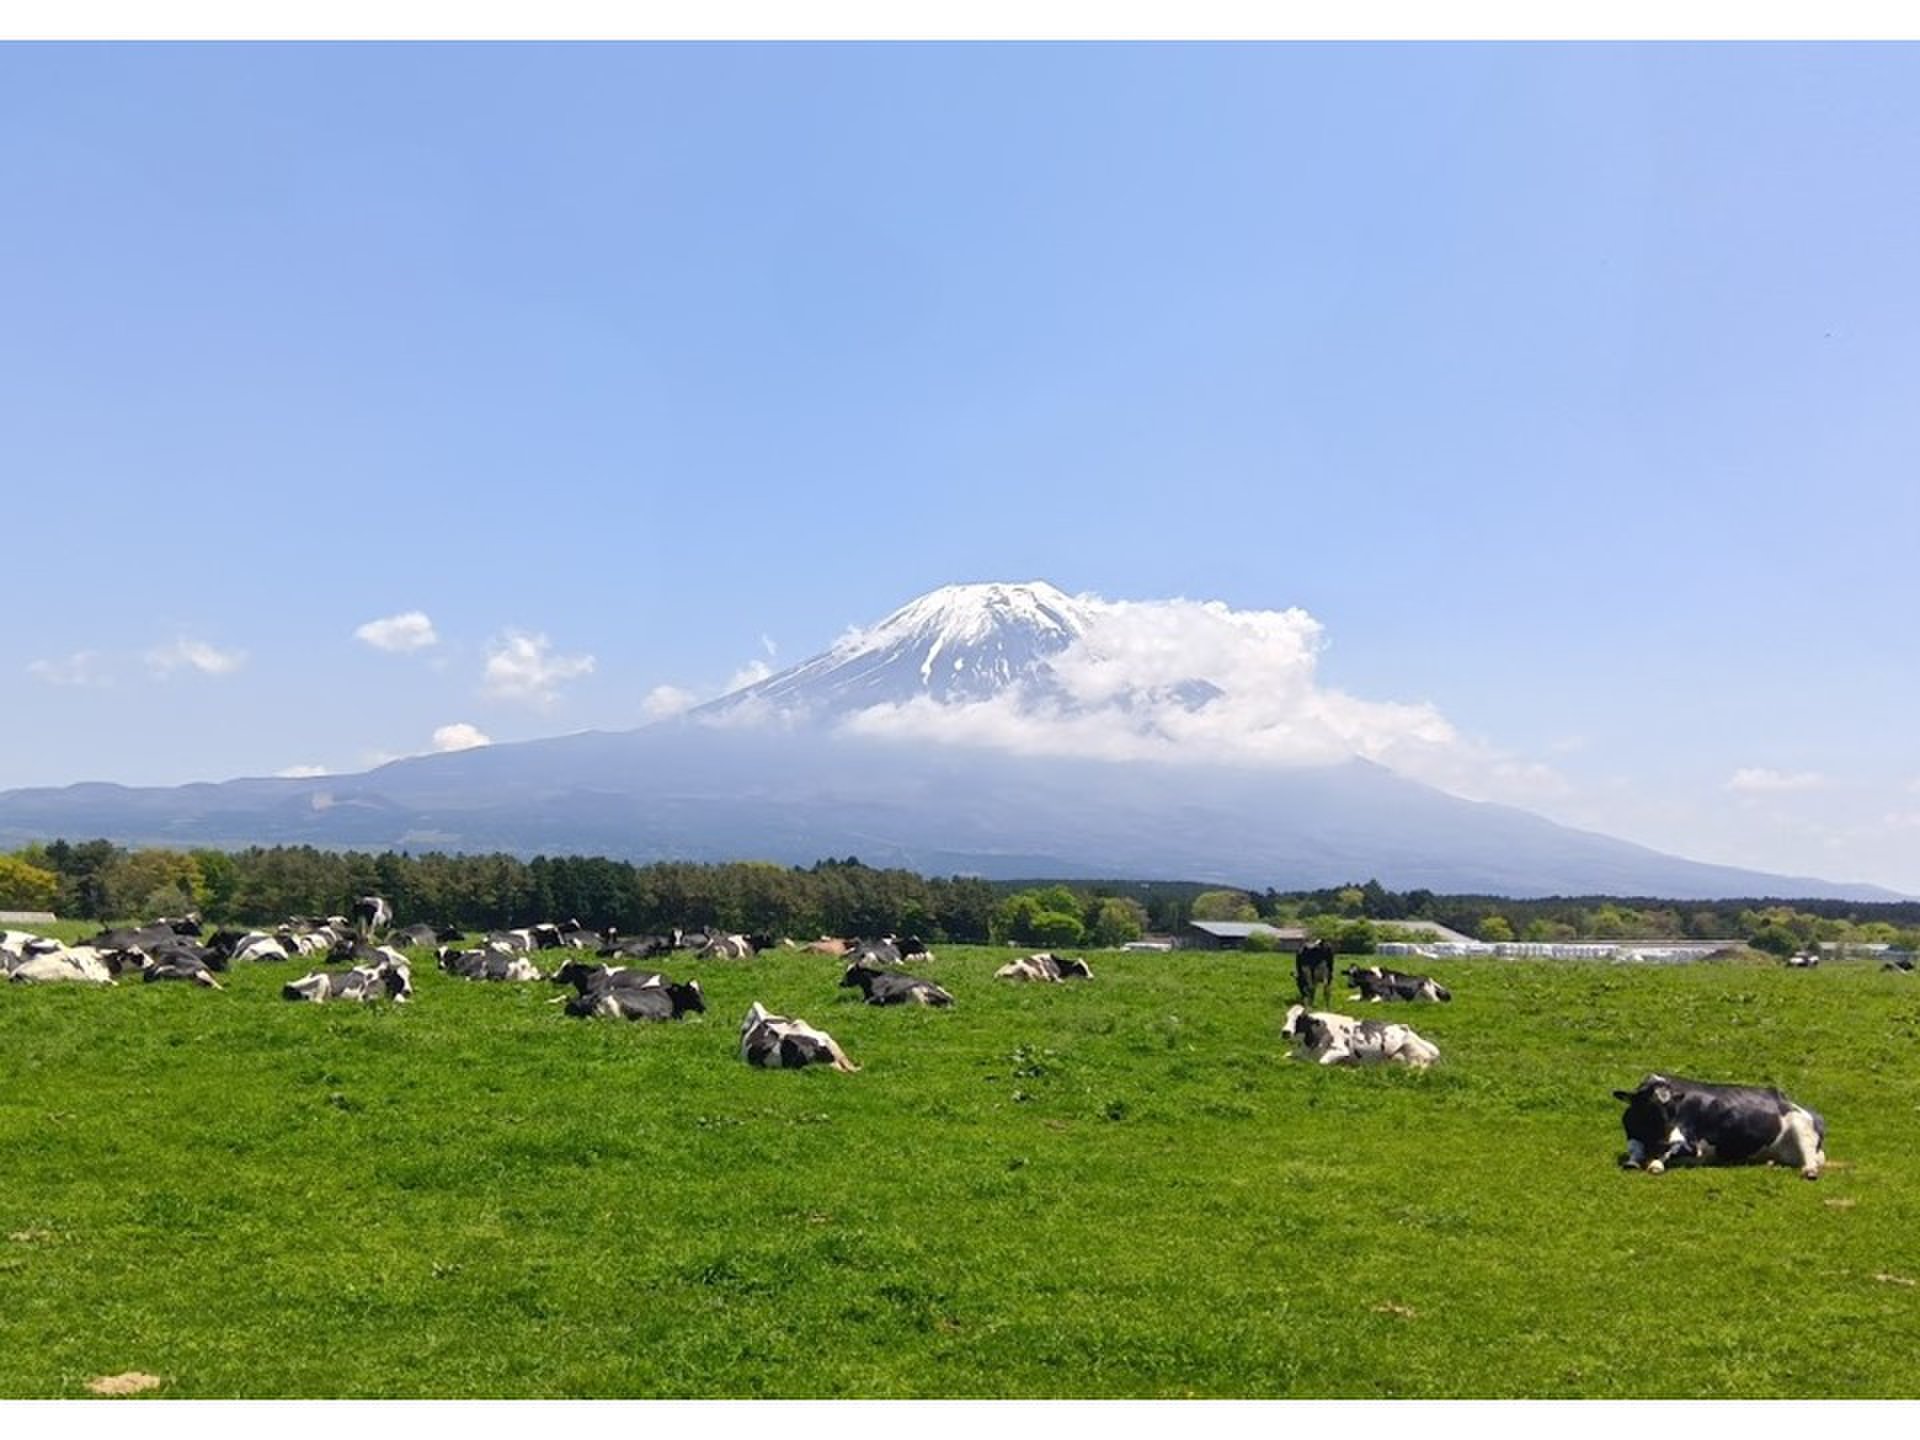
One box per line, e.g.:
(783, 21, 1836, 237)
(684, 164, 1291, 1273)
(995, 953, 1094, 982)
(283, 953, 413, 1004)
(1613, 1074, 1827, 1180)
(567, 973, 705, 1021)
(1344, 965, 1452, 1003)
(740, 1002, 860, 1072)
(1282, 1004, 1440, 1069)
(8, 945, 115, 986)
(840, 962, 953, 1007)
(1295, 939, 1336, 1007)
(439, 946, 544, 983)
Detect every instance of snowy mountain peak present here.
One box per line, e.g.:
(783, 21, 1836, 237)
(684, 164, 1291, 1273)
(837, 581, 1091, 659)
(696, 580, 1093, 718)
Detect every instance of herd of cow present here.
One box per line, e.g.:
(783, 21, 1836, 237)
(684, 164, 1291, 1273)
(2, 902, 1830, 1179)
(1276, 937, 1829, 1180)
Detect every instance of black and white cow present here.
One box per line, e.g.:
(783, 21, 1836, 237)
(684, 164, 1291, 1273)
(845, 938, 904, 968)
(566, 973, 705, 1021)
(840, 961, 954, 1007)
(698, 933, 755, 959)
(1613, 1075, 1827, 1180)
(140, 951, 224, 988)
(1344, 965, 1452, 1003)
(7, 944, 115, 985)
(994, 952, 1094, 982)
(1281, 1004, 1441, 1069)
(1295, 939, 1336, 1007)
(283, 952, 412, 1004)
(599, 929, 676, 960)
(351, 895, 394, 937)
(1883, 955, 1915, 973)
(1785, 951, 1820, 969)
(740, 1002, 860, 1072)
(438, 946, 544, 983)
(392, 924, 442, 949)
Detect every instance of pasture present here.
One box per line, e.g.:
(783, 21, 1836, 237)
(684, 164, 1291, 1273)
(3, 936, 1919, 1398)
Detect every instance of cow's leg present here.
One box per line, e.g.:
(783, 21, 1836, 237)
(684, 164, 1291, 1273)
(1646, 1128, 1694, 1176)
(1623, 1139, 1647, 1170)
(1781, 1111, 1825, 1180)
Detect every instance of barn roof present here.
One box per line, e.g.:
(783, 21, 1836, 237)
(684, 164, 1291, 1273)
(1185, 921, 1306, 939)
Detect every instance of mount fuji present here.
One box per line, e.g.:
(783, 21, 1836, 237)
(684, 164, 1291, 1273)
(0, 581, 1900, 899)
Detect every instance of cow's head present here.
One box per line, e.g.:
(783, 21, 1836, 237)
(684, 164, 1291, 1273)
(839, 963, 878, 989)
(1613, 1075, 1679, 1160)
(1281, 1003, 1307, 1038)
(669, 980, 706, 1016)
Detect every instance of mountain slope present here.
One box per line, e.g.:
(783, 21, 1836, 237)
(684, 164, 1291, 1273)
(0, 580, 1902, 900)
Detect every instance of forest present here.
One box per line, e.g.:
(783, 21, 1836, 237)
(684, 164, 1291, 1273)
(7, 840, 1920, 955)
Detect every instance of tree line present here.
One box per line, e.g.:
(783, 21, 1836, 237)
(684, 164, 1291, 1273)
(7, 842, 1918, 954)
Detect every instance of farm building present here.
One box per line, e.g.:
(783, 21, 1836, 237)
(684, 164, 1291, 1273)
(1177, 921, 1307, 951)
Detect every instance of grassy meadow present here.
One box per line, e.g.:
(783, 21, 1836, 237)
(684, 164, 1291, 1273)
(3, 930, 1920, 1398)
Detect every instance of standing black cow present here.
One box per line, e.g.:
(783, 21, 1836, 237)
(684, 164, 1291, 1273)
(351, 895, 393, 938)
(1295, 938, 1336, 1007)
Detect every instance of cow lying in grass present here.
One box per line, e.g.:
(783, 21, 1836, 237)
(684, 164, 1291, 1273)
(565, 968, 704, 1021)
(1282, 1004, 1440, 1069)
(136, 949, 223, 988)
(995, 953, 1094, 982)
(740, 1002, 860, 1072)
(1344, 965, 1452, 1003)
(438, 945, 544, 983)
(283, 952, 413, 1004)
(6, 944, 115, 986)
(1613, 1074, 1827, 1180)
(840, 961, 953, 1007)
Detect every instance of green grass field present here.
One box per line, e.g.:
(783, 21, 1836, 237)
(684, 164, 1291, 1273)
(4, 932, 1919, 1398)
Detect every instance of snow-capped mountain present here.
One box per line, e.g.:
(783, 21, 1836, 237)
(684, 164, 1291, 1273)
(697, 580, 1094, 718)
(0, 579, 1905, 899)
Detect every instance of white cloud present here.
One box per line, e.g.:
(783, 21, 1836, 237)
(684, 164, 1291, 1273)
(725, 658, 775, 692)
(482, 630, 596, 706)
(146, 637, 246, 677)
(642, 684, 698, 719)
(276, 764, 330, 778)
(355, 610, 438, 653)
(1727, 767, 1827, 793)
(27, 651, 111, 688)
(431, 722, 491, 753)
(834, 595, 1482, 783)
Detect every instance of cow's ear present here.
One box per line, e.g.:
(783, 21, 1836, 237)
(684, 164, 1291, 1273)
(1611, 1089, 1635, 1102)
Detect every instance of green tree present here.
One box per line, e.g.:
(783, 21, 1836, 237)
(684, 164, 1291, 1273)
(1479, 914, 1515, 943)
(1087, 896, 1146, 948)
(0, 854, 60, 911)
(1191, 889, 1257, 922)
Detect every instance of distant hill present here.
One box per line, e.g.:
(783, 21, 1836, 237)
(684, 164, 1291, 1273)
(0, 581, 1903, 901)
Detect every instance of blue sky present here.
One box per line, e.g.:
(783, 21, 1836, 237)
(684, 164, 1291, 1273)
(5, 42, 1920, 891)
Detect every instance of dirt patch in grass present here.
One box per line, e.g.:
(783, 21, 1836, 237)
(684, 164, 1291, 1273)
(87, 1372, 163, 1396)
